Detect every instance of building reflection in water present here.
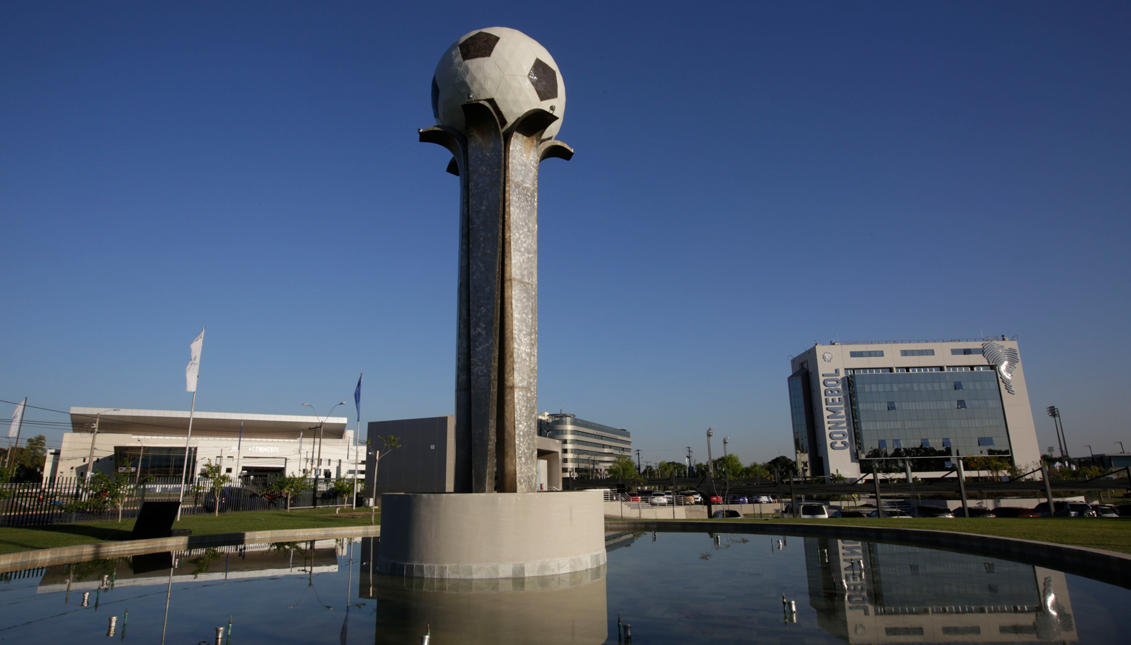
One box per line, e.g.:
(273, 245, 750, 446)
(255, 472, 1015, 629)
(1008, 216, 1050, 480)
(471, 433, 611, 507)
(35, 540, 340, 593)
(359, 537, 607, 644)
(803, 538, 1078, 643)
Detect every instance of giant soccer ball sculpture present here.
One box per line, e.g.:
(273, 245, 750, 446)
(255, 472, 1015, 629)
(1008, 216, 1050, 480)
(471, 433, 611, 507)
(431, 27, 566, 140)
(419, 27, 572, 495)
(378, 28, 605, 586)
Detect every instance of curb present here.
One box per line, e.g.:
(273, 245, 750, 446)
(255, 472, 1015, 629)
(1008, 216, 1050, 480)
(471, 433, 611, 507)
(0, 524, 381, 573)
(605, 519, 1131, 590)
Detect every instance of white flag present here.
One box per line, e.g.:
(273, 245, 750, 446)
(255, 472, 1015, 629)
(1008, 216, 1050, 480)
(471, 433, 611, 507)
(186, 328, 205, 392)
(8, 399, 25, 438)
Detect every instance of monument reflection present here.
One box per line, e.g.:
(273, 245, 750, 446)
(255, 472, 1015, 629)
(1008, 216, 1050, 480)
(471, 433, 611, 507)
(359, 537, 607, 644)
(803, 538, 1078, 643)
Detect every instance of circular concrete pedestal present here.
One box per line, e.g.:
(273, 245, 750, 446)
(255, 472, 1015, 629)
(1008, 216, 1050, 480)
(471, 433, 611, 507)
(377, 491, 606, 579)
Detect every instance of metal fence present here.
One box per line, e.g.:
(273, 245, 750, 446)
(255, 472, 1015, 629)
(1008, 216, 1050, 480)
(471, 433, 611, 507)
(0, 475, 358, 528)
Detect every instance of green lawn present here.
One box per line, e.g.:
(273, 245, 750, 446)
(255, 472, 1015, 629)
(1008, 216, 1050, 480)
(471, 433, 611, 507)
(705, 517, 1131, 555)
(0, 507, 380, 556)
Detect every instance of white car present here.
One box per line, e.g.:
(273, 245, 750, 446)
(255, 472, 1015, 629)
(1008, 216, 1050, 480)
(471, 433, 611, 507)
(799, 504, 828, 519)
(649, 492, 669, 506)
(752, 496, 774, 504)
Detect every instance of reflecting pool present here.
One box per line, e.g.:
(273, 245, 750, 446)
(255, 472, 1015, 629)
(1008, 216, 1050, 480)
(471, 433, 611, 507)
(0, 531, 1128, 643)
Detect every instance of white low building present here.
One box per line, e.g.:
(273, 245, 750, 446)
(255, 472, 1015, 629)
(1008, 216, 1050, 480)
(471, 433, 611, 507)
(49, 408, 362, 482)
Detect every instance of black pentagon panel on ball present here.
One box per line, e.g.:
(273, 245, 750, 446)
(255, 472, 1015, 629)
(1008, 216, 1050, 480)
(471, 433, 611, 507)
(527, 58, 558, 101)
(459, 32, 500, 61)
(431, 76, 440, 118)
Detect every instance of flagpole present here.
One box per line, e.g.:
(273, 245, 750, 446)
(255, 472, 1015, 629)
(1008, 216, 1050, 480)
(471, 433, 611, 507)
(235, 421, 244, 485)
(176, 327, 205, 522)
(176, 390, 197, 521)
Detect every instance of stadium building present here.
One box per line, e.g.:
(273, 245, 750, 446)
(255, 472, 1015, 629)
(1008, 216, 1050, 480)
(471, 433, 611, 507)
(787, 338, 1040, 479)
(51, 408, 358, 482)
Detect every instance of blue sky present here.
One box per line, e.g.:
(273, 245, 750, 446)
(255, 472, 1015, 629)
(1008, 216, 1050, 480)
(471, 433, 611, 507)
(2, 2, 1129, 467)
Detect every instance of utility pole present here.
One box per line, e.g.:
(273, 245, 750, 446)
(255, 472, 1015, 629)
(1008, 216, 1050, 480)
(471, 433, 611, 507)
(686, 447, 693, 477)
(635, 449, 642, 473)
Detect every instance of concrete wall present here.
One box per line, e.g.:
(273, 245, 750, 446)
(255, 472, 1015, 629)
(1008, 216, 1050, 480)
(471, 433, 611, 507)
(366, 416, 455, 500)
(378, 491, 605, 579)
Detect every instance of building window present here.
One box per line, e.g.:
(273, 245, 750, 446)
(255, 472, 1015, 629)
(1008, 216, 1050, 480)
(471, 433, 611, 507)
(954, 381, 963, 390)
(951, 348, 983, 355)
(901, 349, 935, 356)
(942, 438, 952, 448)
(893, 439, 902, 449)
(887, 401, 897, 411)
(908, 366, 942, 372)
(972, 365, 993, 371)
(850, 350, 884, 358)
(878, 440, 887, 449)
(956, 400, 967, 409)
(946, 366, 971, 371)
(921, 439, 930, 447)
(978, 437, 994, 446)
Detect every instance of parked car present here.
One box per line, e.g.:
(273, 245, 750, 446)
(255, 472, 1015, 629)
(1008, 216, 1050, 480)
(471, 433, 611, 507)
(959, 506, 996, 518)
(649, 492, 668, 506)
(627, 495, 642, 502)
(679, 491, 703, 504)
(752, 495, 774, 504)
(202, 486, 262, 513)
(1115, 504, 1131, 517)
(729, 496, 749, 505)
(1032, 501, 1095, 517)
(832, 509, 869, 518)
(711, 509, 741, 518)
(909, 506, 954, 518)
(867, 508, 911, 518)
(989, 507, 1040, 518)
(1092, 505, 1119, 518)
(708, 495, 723, 504)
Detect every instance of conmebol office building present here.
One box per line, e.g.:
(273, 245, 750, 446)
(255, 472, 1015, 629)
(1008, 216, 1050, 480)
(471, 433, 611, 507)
(788, 338, 1041, 479)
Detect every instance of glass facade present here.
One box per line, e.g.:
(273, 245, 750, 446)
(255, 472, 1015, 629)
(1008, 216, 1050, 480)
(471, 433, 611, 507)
(848, 370, 1011, 473)
(113, 446, 197, 479)
(787, 370, 813, 476)
(849, 350, 884, 358)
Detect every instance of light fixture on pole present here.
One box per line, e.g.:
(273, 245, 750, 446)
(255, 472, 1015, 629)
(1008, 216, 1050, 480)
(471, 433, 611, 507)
(1046, 406, 1070, 460)
(1085, 445, 1093, 457)
(706, 427, 714, 476)
(1118, 441, 1126, 454)
(303, 402, 346, 505)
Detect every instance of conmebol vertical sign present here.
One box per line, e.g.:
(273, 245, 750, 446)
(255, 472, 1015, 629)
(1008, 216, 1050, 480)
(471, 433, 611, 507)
(821, 369, 850, 451)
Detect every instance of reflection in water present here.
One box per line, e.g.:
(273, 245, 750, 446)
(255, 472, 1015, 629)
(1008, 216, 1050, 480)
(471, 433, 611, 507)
(359, 537, 607, 644)
(803, 538, 1078, 643)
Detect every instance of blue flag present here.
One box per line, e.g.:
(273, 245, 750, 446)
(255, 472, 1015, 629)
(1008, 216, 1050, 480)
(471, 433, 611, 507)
(354, 372, 363, 423)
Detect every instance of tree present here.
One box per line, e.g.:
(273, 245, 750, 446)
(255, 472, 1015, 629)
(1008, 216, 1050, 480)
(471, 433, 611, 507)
(607, 456, 643, 484)
(267, 474, 309, 512)
(199, 459, 232, 516)
(743, 462, 770, 480)
(80, 472, 135, 522)
(713, 454, 743, 480)
(766, 456, 800, 479)
(366, 434, 402, 497)
(16, 435, 46, 471)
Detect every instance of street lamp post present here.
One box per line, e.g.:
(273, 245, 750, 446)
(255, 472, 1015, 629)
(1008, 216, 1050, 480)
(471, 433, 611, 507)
(84, 409, 119, 483)
(1085, 445, 1093, 457)
(303, 402, 346, 508)
(1118, 441, 1126, 454)
(722, 436, 729, 479)
(706, 428, 714, 476)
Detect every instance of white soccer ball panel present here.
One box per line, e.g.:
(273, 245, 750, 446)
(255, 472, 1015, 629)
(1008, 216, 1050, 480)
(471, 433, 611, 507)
(432, 26, 565, 138)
